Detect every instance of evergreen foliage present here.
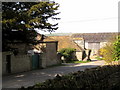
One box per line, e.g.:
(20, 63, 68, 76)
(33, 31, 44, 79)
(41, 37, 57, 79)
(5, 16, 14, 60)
(2, 2, 60, 51)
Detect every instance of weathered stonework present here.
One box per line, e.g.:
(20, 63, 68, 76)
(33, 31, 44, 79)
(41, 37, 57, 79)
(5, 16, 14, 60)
(11, 55, 31, 73)
(75, 52, 83, 61)
(2, 41, 61, 75)
(45, 42, 61, 67)
(2, 52, 31, 75)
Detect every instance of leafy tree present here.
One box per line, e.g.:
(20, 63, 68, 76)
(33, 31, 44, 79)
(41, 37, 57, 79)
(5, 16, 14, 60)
(2, 2, 60, 51)
(113, 35, 120, 61)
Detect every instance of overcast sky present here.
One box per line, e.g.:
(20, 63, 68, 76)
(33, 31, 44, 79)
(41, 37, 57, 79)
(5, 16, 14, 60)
(38, 0, 120, 34)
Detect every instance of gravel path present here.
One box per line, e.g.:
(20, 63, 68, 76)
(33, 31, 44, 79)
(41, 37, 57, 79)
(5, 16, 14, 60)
(2, 60, 105, 88)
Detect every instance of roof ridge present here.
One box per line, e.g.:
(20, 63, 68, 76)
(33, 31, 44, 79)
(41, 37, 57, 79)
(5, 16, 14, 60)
(72, 41, 84, 51)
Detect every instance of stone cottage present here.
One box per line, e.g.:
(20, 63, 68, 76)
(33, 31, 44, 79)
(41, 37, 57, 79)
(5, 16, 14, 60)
(71, 32, 119, 58)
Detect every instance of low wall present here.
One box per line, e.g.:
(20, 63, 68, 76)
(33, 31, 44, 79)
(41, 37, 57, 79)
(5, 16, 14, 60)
(2, 52, 31, 75)
(2, 52, 10, 75)
(11, 55, 31, 73)
(2, 42, 61, 75)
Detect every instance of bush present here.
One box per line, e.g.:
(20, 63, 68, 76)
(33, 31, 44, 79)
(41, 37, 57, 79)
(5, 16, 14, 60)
(99, 43, 115, 63)
(113, 36, 120, 61)
(20, 65, 120, 89)
(59, 48, 76, 62)
(99, 35, 120, 63)
(95, 56, 103, 60)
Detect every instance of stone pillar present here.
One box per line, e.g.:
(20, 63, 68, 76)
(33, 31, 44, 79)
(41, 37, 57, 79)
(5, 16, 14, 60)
(57, 52, 62, 64)
(40, 53, 47, 68)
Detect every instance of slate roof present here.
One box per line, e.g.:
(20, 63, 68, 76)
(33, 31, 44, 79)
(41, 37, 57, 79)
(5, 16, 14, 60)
(50, 36, 84, 51)
(71, 32, 119, 42)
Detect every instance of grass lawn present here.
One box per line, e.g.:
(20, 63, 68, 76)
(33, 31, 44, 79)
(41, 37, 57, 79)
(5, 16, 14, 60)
(95, 56, 104, 60)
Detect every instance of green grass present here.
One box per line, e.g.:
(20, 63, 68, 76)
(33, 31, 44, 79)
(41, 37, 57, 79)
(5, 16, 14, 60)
(95, 56, 104, 60)
(67, 60, 90, 63)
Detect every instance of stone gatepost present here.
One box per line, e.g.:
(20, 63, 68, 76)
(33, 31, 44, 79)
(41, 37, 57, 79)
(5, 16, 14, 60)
(40, 53, 47, 68)
(57, 52, 62, 64)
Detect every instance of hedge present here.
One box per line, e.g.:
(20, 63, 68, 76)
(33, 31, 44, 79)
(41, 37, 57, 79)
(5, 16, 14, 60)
(19, 65, 120, 89)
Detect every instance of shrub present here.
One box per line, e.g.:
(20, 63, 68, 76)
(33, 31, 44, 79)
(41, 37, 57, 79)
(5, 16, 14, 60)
(95, 56, 103, 60)
(99, 43, 115, 63)
(113, 36, 120, 61)
(99, 35, 120, 63)
(59, 48, 76, 62)
(20, 65, 120, 89)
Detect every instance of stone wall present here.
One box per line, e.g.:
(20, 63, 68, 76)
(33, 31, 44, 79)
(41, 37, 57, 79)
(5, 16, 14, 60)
(40, 53, 47, 68)
(2, 42, 61, 75)
(11, 55, 31, 73)
(75, 51, 83, 61)
(2, 52, 10, 75)
(2, 52, 31, 75)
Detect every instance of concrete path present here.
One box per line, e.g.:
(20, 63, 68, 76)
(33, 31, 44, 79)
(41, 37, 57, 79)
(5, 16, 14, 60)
(2, 60, 105, 88)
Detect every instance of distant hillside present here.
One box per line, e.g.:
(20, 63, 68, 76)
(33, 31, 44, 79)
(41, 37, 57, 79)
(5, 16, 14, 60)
(45, 32, 119, 36)
(45, 33, 73, 36)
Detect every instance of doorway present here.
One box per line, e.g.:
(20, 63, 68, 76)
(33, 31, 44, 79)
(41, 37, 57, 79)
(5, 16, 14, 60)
(32, 54, 39, 69)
